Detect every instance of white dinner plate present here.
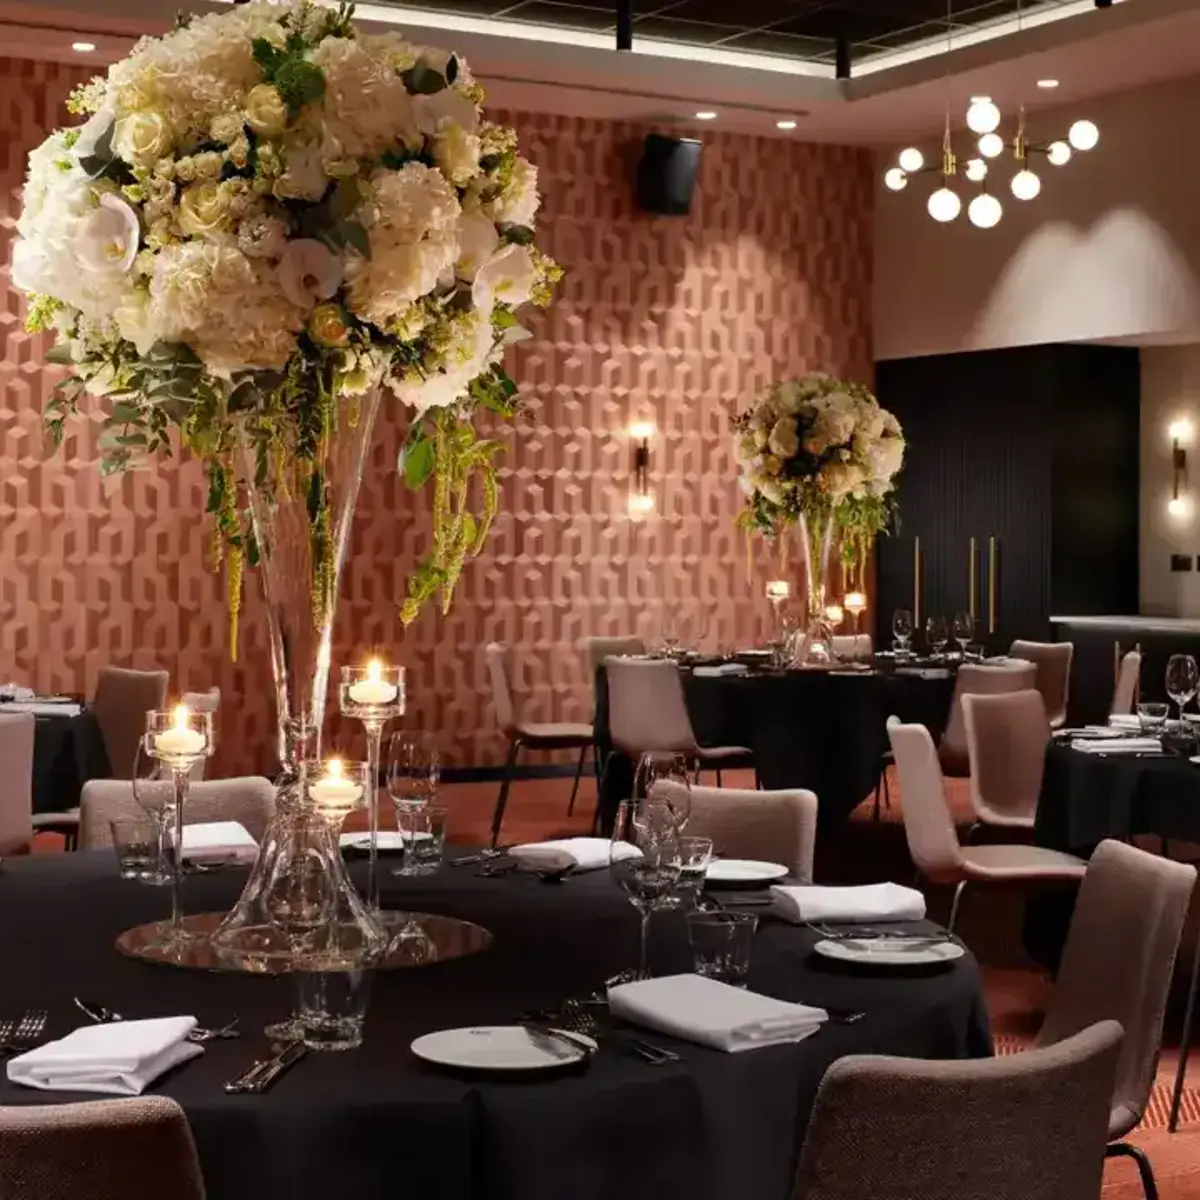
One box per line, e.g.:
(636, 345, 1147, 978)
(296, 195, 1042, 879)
(411, 1026, 596, 1073)
(812, 937, 964, 967)
(704, 859, 789, 884)
(339, 831, 429, 852)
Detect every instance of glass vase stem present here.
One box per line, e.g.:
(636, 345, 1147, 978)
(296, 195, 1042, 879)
(170, 767, 190, 936)
(364, 720, 384, 913)
(639, 908, 651, 978)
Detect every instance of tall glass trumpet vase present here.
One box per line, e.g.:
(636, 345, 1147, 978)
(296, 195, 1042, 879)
(144, 706, 214, 956)
(339, 663, 406, 915)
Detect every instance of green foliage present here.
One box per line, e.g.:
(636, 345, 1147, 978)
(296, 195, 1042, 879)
(252, 33, 326, 116)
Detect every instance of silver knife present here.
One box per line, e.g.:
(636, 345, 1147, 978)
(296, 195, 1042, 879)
(246, 1040, 307, 1092)
(224, 1041, 305, 1094)
(520, 1023, 594, 1060)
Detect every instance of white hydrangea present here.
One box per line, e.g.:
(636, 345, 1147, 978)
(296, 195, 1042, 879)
(485, 156, 539, 227)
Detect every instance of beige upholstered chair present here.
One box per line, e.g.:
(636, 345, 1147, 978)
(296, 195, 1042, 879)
(682, 785, 818, 882)
(831, 634, 872, 660)
(181, 688, 220, 781)
(793, 1020, 1123, 1200)
(0, 712, 34, 854)
(1111, 650, 1142, 717)
(0, 1096, 205, 1200)
(92, 666, 169, 779)
(1010, 639, 1074, 729)
(486, 643, 594, 843)
(1036, 839, 1196, 1200)
(962, 689, 1050, 835)
(605, 657, 754, 788)
(79, 776, 276, 849)
(584, 636, 646, 680)
(939, 661, 1038, 776)
(887, 718, 1085, 931)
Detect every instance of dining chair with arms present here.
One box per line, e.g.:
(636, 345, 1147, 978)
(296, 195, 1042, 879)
(0, 712, 34, 855)
(962, 688, 1050, 838)
(92, 665, 170, 781)
(583, 636, 646, 681)
(887, 718, 1085, 932)
(792, 1020, 1123, 1200)
(939, 661, 1038, 777)
(0, 1096, 205, 1200)
(486, 643, 594, 845)
(1036, 838, 1196, 1200)
(1111, 650, 1142, 718)
(1009, 639, 1074, 729)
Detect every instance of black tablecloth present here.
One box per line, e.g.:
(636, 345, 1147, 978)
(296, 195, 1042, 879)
(594, 667, 955, 834)
(30, 710, 109, 814)
(0, 852, 990, 1200)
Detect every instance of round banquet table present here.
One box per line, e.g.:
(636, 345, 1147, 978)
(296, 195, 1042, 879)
(0, 851, 991, 1200)
(28, 708, 109, 814)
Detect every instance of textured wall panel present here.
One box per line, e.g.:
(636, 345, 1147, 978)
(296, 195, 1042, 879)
(0, 64, 873, 772)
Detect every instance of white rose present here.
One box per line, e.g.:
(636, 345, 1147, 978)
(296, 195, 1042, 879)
(455, 211, 499, 280)
(114, 288, 157, 355)
(74, 193, 140, 273)
(414, 89, 480, 136)
(113, 110, 172, 167)
(871, 436, 905, 481)
(244, 84, 289, 137)
(274, 144, 327, 202)
(768, 416, 799, 458)
(278, 238, 343, 308)
(178, 182, 229, 238)
(434, 124, 481, 187)
(736, 432, 759, 461)
(472, 243, 536, 313)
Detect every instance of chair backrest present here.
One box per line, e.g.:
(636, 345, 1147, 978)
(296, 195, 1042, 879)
(79, 776, 277, 849)
(793, 1020, 1123, 1200)
(584, 636, 646, 682)
(831, 634, 872, 659)
(962, 689, 1049, 827)
(91, 666, 169, 779)
(1111, 650, 1141, 717)
(0, 712, 34, 854)
(887, 718, 963, 883)
(1038, 838, 1196, 1137)
(180, 689, 221, 781)
(605, 657, 697, 758)
(484, 643, 518, 735)
(0, 1096, 205, 1200)
(940, 662, 1038, 776)
(683, 786, 818, 883)
(1009, 640, 1074, 727)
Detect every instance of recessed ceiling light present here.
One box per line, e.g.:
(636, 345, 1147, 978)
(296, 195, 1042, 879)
(71, 41, 96, 52)
(694, 111, 717, 121)
(969, 95, 991, 104)
(776, 119, 797, 130)
(1037, 78, 1060, 89)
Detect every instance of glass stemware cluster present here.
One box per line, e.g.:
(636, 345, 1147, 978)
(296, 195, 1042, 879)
(387, 731, 441, 876)
(1166, 654, 1199, 725)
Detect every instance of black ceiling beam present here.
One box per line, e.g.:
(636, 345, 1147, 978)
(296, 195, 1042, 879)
(616, 0, 633, 50)
(835, 34, 851, 79)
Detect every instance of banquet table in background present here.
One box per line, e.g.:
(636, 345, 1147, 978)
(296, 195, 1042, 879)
(0, 852, 991, 1200)
(27, 708, 109, 815)
(594, 665, 956, 833)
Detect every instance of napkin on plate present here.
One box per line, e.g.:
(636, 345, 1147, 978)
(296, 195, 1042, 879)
(165, 821, 259, 864)
(7, 1017, 202, 1096)
(509, 836, 642, 873)
(1073, 738, 1163, 755)
(607, 974, 826, 1052)
(3, 701, 83, 717)
(692, 663, 749, 678)
(769, 881, 927, 925)
(1108, 714, 1142, 730)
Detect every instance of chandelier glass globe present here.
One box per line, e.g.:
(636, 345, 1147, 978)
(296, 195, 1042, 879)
(897, 147, 925, 172)
(1010, 169, 1041, 201)
(977, 132, 1005, 159)
(1068, 119, 1099, 151)
(884, 167, 908, 191)
(966, 97, 1001, 135)
(968, 192, 1002, 229)
(964, 158, 988, 182)
(1047, 140, 1072, 167)
(927, 186, 962, 223)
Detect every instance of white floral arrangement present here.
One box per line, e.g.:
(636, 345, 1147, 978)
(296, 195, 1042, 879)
(732, 374, 904, 577)
(12, 0, 560, 639)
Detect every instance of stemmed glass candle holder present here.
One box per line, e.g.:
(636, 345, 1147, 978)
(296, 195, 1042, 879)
(339, 661, 405, 913)
(144, 705, 213, 954)
(844, 592, 867, 661)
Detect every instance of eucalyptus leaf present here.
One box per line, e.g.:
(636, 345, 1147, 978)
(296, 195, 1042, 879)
(44, 343, 74, 366)
(400, 435, 436, 489)
(499, 224, 535, 246)
(340, 220, 371, 259)
(109, 401, 143, 424)
(330, 178, 362, 220)
(445, 54, 459, 84)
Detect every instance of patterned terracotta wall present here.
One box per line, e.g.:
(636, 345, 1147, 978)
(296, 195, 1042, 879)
(0, 60, 874, 773)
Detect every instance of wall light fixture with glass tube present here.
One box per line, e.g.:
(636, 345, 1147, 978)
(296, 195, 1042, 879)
(1169, 418, 1193, 520)
(628, 421, 656, 517)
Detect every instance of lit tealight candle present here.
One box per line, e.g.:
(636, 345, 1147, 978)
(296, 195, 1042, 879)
(309, 757, 363, 811)
(844, 591, 868, 616)
(153, 704, 205, 760)
(766, 580, 790, 603)
(825, 604, 845, 625)
(347, 658, 399, 707)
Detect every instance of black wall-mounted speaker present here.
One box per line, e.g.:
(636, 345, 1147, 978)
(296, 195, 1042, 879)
(636, 134, 702, 215)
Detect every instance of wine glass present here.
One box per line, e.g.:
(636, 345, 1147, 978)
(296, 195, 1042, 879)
(387, 732, 440, 876)
(926, 615, 949, 658)
(892, 609, 914, 656)
(952, 612, 974, 657)
(610, 799, 681, 980)
(1165, 655, 1199, 723)
(634, 751, 692, 831)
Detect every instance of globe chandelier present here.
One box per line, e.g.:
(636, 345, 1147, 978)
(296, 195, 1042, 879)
(881, 0, 1100, 229)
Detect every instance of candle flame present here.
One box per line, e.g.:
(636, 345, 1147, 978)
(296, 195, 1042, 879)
(366, 657, 382, 682)
(327, 757, 344, 779)
(172, 703, 190, 730)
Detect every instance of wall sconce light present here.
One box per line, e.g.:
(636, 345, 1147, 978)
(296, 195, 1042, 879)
(628, 421, 655, 517)
(1169, 419, 1192, 519)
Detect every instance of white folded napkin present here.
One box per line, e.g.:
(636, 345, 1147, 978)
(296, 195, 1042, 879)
(509, 836, 642, 873)
(693, 663, 749, 678)
(607, 974, 826, 1052)
(0, 685, 34, 702)
(166, 821, 258, 864)
(7, 1018, 202, 1096)
(4, 701, 83, 717)
(1108, 714, 1142, 730)
(769, 881, 927, 924)
(894, 668, 951, 680)
(1074, 738, 1163, 755)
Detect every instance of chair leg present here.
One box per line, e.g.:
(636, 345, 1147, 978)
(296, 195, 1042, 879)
(567, 744, 588, 816)
(872, 777, 883, 823)
(963, 822, 981, 845)
(715, 767, 723, 788)
(1106, 1143, 1159, 1200)
(490, 739, 521, 847)
(1169, 921, 1200, 1131)
(882, 769, 891, 810)
(947, 881, 968, 934)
